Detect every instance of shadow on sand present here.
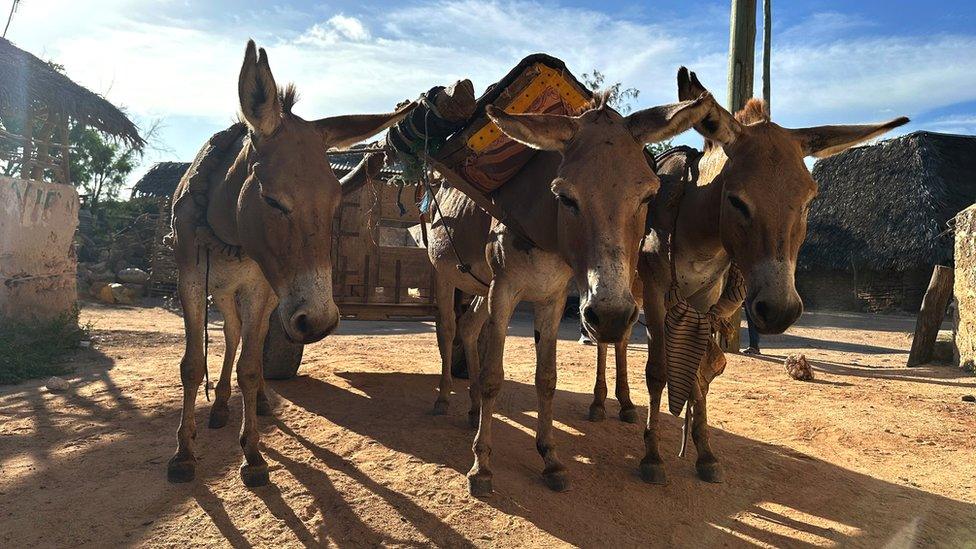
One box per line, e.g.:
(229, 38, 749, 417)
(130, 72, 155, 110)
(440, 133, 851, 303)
(268, 371, 976, 547)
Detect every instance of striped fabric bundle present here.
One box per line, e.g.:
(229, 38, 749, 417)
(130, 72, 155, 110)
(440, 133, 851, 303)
(664, 264, 746, 416)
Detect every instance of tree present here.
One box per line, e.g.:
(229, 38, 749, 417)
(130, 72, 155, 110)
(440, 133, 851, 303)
(69, 125, 137, 207)
(581, 69, 673, 157)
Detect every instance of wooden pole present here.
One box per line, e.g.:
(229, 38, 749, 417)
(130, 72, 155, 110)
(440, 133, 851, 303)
(724, 0, 758, 351)
(908, 265, 954, 366)
(727, 0, 757, 112)
(19, 102, 33, 179)
(762, 0, 771, 110)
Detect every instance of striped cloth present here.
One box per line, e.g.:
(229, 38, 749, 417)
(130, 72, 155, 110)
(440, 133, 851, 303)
(664, 264, 746, 416)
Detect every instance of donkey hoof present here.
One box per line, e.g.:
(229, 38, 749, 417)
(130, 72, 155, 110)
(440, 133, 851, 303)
(588, 404, 607, 422)
(543, 470, 571, 492)
(639, 461, 667, 485)
(618, 406, 639, 424)
(240, 463, 270, 487)
(696, 460, 724, 484)
(432, 399, 449, 416)
(167, 458, 196, 483)
(467, 473, 493, 497)
(208, 406, 229, 429)
(255, 397, 274, 417)
(467, 410, 480, 429)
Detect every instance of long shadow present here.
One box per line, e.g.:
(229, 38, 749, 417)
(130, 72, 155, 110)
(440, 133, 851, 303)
(756, 333, 905, 355)
(271, 371, 976, 547)
(746, 353, 976, 389)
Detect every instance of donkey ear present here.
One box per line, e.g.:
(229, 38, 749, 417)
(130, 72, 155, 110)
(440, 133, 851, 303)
(677, 67, 741, 145)
(788, 117, 910, 158)
(315, 101, 417, 149)
(486, 105, 579, 152)
(238, 40, 281, 136)
(626, 92, 713, 144)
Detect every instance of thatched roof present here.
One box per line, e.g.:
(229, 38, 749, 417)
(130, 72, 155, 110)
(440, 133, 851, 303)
(800, 131, 976, 272)
(0, 38, 143, 147)
(132, 146, 403, 200)
(132, 162, 190, 198)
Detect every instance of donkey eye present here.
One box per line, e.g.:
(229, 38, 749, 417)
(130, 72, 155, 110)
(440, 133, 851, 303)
(263, 195, 291, 214)
(557, 194, 579, 213)
(727, 195, 751, 220)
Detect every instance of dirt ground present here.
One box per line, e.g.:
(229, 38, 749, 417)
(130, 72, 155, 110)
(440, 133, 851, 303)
(2, 303, 975, 548)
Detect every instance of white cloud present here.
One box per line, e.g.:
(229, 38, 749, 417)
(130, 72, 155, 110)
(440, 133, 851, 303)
(297, 14, 371, 46)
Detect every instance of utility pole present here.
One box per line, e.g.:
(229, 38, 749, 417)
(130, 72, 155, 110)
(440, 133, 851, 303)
(724, 0, 758, 352)
(727, 0, 757, 112)
(3, 0, 20, 39)
(762, 0, 772, 110)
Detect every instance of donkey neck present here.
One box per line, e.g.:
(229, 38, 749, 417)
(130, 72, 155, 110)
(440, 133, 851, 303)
(675, 147, 727, 263)
(205, 141, 250, 247)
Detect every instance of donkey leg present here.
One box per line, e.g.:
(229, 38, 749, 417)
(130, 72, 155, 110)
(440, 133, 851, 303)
(168, 269, 207, 483)
(639, 272, 668, 485)
(468, 280, 518, 497)
(459, 295, 488, 429)
(433, 281, 457, 415)
(208, 291, 240, 429)
(236, 286, 275, 487)
(534, 295, 570, 492)
(615, 326, 638, 423)
(589, 343, 609, 422)
(256, 370, 273, 417)
(692, 383, 723, 483)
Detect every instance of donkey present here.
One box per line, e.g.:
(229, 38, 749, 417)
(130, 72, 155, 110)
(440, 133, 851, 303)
(423, 93, 713, 496)
(166, 40, 412, 487)
(611, 68, 908, 486)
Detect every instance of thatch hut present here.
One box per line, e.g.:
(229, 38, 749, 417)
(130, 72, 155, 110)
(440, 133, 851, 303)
(0, 38, 142, 321)
(131, 162, 189, 198)
(798, 131, 976, 312)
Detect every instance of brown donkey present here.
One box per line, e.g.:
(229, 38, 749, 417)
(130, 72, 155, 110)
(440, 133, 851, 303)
(167, 40, 412, 487)
(597, 68, 908, 486)
(429, 93, 713, 496)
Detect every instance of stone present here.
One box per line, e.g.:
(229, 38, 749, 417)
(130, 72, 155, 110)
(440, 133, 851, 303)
(92, 270, 117, 283)
(110, 283, 139, 305)
(117, 268, 149, 284)
(954, 204, 976, 371)
(932, 331, 956, 364)
(785, 354, 814, 381)
(95, 283, 116, 303)
(46, 376, 69, 393)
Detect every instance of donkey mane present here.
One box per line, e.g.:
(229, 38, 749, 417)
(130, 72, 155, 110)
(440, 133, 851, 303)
(735, 98, 770, 125)
(279, 83, 299, 114)
(573, 90, 613, 116)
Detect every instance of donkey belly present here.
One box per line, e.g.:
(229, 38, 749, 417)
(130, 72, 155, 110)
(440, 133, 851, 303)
(426, 186, 493, 296)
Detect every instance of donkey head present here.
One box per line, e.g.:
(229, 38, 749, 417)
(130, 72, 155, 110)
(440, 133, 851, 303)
(678, 68, 908, 334)
(235, 40, 411, 343)
(487, 94, 710, 342)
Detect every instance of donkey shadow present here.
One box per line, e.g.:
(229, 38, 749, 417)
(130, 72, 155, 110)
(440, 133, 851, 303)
(270, 371, 976, 547)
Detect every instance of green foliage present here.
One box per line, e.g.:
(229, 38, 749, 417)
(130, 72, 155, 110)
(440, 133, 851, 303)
(70, 124, 137, 206)
(0, 308, 88, 384)
(581, 69, 640, 114)
(646, 140, 675, 157)
(77, 196, 163, 265)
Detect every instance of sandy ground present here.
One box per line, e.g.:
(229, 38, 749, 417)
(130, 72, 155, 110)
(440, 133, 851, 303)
(1, 303, 975, 548)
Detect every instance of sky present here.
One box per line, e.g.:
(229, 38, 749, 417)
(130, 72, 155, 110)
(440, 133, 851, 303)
(6, 0, 976, 189)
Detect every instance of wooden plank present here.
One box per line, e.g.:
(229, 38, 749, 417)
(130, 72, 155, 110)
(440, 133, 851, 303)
(908, 265, 954, 366)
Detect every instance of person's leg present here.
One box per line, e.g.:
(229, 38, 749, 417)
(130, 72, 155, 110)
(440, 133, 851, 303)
(743, 303, 761, 354)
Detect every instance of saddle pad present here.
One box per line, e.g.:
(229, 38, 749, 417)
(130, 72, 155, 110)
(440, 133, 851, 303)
(436, 55, 591, 194)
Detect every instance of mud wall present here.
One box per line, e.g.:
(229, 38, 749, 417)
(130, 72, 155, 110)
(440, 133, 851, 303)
(0, 176, 79, 322)
(954, 203, 976, 370)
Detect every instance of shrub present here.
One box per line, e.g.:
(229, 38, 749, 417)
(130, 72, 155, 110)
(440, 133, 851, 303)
(0, 308, 88, 384)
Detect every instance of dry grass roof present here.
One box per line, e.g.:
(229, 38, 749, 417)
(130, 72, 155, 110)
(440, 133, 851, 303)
(800, 131, 976, 272)
(132, 162, 190, 198)
(0, 38, 143, 147)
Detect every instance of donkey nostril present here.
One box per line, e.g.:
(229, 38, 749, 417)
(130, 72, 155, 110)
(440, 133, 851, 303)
(583, 306, 600, 327)
(293, 313, 310, 334)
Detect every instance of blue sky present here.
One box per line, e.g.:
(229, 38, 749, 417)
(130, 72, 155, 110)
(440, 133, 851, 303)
(6, 0, 976, 188)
